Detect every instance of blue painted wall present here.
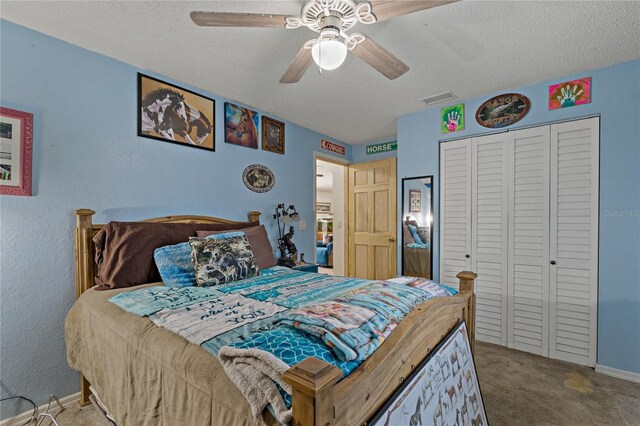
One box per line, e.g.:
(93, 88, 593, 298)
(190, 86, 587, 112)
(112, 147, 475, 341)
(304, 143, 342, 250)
(0, 20, 351, 419)
(397, 60, 640, 374)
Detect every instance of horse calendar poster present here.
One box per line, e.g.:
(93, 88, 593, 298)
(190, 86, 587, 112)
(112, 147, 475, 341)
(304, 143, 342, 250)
(138, 73, 215, 151)
(369, 321, 488, 426)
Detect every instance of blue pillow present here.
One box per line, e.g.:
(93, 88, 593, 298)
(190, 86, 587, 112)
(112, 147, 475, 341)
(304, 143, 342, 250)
(407, 224, 423, 244)
(154, 231, 245, 287)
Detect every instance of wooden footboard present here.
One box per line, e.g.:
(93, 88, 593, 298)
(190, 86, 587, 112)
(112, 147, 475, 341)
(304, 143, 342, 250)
(283, 271, 477, 426)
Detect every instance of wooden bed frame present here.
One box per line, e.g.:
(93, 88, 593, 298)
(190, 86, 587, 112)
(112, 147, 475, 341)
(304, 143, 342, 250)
(74, 208, 477, 426)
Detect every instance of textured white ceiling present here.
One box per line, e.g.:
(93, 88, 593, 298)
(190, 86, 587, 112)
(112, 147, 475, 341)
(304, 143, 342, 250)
(2, 1, 639, 144)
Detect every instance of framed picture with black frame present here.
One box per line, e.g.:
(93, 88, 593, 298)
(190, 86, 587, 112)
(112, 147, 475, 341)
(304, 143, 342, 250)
(137, 73, 215, 151)
(368, 321, 488, 426)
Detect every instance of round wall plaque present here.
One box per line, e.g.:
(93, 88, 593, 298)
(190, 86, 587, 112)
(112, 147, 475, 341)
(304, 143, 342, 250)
(475, 93, 531, 128)
(243, 164, 275, 193)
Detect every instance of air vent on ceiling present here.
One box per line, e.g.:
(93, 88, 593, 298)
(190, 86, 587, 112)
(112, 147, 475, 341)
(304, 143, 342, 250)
(421, 91, 456, 106)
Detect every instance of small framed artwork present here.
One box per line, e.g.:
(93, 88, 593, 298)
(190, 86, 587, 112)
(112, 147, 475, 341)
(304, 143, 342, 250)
(441, 104, 465, 134)
(548, 77, 591, 110)
(138, 73, 215, 151)
(316, 202, 332, 213)
(1, 107, 33, 196)
(409, 190, 421, 212)
(369, 321, 488, 426)
(225, 102, 259, 149)
(262, 116, 285, 154)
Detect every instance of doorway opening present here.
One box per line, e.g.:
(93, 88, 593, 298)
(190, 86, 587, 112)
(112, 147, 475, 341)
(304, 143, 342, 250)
(315, 157, 347, 276)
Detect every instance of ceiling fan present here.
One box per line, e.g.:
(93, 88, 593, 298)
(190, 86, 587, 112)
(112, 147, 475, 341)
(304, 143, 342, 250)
(191, 0, 456, 83)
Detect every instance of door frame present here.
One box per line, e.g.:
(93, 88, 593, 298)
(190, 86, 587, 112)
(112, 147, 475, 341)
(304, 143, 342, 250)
(313, 152, 351, 273)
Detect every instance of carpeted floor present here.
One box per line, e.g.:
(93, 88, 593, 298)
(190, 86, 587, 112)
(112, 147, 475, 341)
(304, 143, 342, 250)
(474, 342, 640, 426)
(46, 342, 640, 425)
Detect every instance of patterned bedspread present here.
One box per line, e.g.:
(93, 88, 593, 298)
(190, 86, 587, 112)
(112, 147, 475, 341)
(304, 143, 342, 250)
(109, 266, 456, 422)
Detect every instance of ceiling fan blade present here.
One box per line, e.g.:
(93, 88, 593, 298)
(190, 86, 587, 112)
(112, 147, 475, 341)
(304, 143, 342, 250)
(351, 35, 409, 80)
(280, 45, 314, 84)
(368, 0, 458, 22)
(190, 11, 288, 28)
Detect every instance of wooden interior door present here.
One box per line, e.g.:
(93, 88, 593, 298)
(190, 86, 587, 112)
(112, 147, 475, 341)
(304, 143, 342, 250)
(348, 158, 397, 279)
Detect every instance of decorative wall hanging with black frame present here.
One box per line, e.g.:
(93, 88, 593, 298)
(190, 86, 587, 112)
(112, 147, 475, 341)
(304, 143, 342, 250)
(475, 93, 530, 129)
(262, 116, 285, 154)
(138, 73, 215, 151)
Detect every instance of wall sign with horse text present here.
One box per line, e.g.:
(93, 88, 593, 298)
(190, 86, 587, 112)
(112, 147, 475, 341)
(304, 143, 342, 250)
(369, 322, 488, 426)
(225, 103, 259, 149)
(366, 141, 397, 155)
(138, 73, 215, 151)
(320, 139, 346, 156)
(475, 93, 530, 129)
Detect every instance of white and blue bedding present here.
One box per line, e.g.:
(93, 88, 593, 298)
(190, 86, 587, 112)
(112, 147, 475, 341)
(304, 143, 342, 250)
(109, 266, 456, 422)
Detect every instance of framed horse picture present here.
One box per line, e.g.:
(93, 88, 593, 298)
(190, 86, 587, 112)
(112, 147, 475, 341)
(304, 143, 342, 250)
(1, 107, 33, 196)
(225, 102, 259, 149)
(137, 73, 215, 151)
(262, 116, 285, 154)
(369, 321, 488, 426)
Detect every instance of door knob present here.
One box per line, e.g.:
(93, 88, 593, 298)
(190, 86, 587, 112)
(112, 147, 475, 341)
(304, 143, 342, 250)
(389, 238, 396, 242)
(550, 260, 556, 265)
(465, 254, 470, 259)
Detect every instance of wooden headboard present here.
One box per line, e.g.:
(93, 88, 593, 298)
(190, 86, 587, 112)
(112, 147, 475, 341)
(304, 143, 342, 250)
(73, 208, 261, 298)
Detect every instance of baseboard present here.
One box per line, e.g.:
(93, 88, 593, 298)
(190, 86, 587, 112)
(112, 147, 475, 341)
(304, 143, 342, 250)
(595, 364, 640, 383)
(0, 392, 80, 426)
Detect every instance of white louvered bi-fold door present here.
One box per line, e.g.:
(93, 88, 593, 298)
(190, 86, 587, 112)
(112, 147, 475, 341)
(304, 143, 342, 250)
(507, 127, 551, 356)
(549, 118, 599, 366)
(471, 134, 510, 345)
(440, 139, 472, 288)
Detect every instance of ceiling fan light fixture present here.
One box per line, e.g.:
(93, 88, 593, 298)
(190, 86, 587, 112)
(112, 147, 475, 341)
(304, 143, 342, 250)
(311, 36, 347, 71)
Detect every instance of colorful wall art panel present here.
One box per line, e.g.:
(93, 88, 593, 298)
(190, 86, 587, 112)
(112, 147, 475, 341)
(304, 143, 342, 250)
(548, 77, 592, 110)
(441, 104, 465, 133)
(225, 102, 259, 149)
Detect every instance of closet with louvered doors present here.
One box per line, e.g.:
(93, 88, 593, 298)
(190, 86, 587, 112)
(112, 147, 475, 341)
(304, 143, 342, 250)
(440, 117, 599, 367)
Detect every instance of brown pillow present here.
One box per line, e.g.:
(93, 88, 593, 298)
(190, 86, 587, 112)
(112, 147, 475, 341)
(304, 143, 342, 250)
(93, 220, 257, 290)
(197, 225, 277, 270)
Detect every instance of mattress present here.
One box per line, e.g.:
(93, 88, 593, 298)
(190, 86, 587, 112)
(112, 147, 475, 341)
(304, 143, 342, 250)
(64, 283, 273, 426)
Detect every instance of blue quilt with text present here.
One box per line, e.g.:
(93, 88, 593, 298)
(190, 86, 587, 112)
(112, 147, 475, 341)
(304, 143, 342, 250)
(109, 266, 456, 408)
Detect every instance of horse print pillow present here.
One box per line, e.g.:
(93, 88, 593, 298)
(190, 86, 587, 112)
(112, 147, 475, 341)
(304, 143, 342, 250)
(190, 234, 258, 287)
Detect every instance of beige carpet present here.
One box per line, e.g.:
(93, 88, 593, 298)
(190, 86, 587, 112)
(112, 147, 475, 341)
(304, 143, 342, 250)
(475, 342, 640, 426)
(45, 342, 640, 425)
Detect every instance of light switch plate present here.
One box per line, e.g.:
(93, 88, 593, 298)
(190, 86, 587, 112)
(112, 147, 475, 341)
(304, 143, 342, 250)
(299, 220, 307, 231)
